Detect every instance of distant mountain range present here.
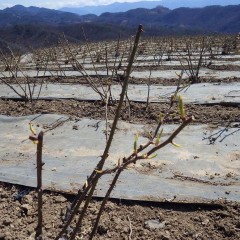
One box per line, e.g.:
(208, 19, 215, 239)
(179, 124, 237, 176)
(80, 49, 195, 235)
(94, 5, 240, 33)
(1, 4, 240, 32)
(0, 4, 240, 53)
(0, 5, 82, 27)
(60, 0, 240, 16)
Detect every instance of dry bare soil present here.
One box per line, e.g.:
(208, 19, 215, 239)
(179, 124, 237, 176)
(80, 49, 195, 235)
(0, 182, 240, 240)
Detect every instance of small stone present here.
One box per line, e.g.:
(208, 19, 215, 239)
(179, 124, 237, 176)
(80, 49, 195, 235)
(0, 193, 8, 199)
(26, 217, 34, 224)
(194, 233, 202, 239)
(232, 123, 240, 128)
(59, 237, 68, 240)
(122, 226, 129, 233)
(21, 204, 33, 216)
(202, 219, 210, 226)
(72, 103, 78, 108)
(226, 172, 233, 178)
(173, 116, 180, 121)
(0, 233, 5, 240)
(45, 223, 52, 230)
(27, 226, 35, 236)
(215, 222, 234, 237)
(160, 233, 171, 240)
(97, 225, 108, 235)
(42, 110, 49, 114)
(72, 125, 79, 130)
(215, 211, 231, 218)
(158, 212, 164, 221)
(22, 194, 33, 204)
(42, 195, 48, 203)
(144, 219, 166, 230)
(193, 216, 200, 222)
(3, 218, 12, 226)
(106, 201, 115, 209)
(54, 195, 67, 203)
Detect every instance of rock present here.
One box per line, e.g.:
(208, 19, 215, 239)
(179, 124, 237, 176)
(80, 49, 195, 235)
(144, 219, 166, 230)
(160, 232, 171, 240)
(0, 233, 5, 240)
(2, 218, 12, 226)
(184, 228, 196, 237)
(21, 204, 33, 216)
(72, 125, 79, 130)
(26, 217, 34, 224)
(27, 226, 35, 236)
(22, 194, 33, 204)
(215, 211, 231, 218)
(45, 223, 52, 230)
(122, 226, 129, 233)
(66, 226, 73, 235)
(0, 193, 8, 199)
(193, 216, 200, 222)
(42, 110, 49, 114)
(194, 233, 202, 239)
(72, 103, 78, 108)
(59, 237, 68, 240)
(54, 195, 67, 203)
(106, 201, 115, 209)
(42, 195, 48, 203)
(202, 219, 210, 226)
(215, 222, 234, 236)
(97, 225, 108, 235)
(158, 212, 165, 221)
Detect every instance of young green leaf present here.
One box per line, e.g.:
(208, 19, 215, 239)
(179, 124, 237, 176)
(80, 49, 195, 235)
(148, 154, 158, 159)
(84, 180, 88, 189)
(178, 95, 185, 120)
(159, 112, 163, 123)
(134, 134, 139, 155)
(171, 141, 181, 148)
(155, 128, 163, 146)
(29, 122, 36, 135)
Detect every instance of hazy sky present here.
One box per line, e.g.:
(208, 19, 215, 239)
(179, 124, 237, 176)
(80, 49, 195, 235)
(0, 0, 156, 9)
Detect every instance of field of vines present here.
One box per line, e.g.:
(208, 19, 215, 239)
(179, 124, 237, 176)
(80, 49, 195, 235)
(0, 28, 239, 239)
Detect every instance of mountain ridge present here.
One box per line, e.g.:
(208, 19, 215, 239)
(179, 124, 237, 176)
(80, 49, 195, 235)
(60, 0, 240, 16)
(94, 4, 240, 33)
(1, 4, 239, 33)
(0, 4, 240, 53)
(0, 4, 83, 27)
